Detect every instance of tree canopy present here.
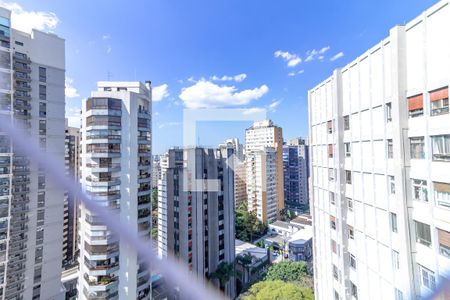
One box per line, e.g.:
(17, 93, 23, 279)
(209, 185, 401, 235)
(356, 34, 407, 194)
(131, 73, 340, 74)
(265, 261, 308, 282)
(235, 203, 267, 242)
(243, 280, 313, 300)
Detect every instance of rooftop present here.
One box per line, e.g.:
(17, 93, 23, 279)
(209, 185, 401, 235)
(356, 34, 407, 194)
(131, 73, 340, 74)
(235, 239, 268, 260)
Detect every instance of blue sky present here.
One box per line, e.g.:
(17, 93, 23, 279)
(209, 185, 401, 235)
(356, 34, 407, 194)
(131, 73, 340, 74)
(1, 0, 437, 153)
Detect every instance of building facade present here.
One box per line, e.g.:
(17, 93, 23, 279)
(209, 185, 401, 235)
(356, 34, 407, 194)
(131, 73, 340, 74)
(157, 147, 235, 298)
(78, 81, 152, 300)
(245, 120, 284, 222)
(309, 1, 450, 299)
(0, 7, 65, 300)
(63, 121, 80, 266)
(283, 138, 309, 208)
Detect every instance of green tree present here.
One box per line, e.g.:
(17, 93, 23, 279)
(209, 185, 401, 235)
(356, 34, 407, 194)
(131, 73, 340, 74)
(243, 280, 313, 300)
(265, 261, 308, 282)
(151, 188, 158, 211)
(235, 202, 267, 242)
(211, 262, 235, 292)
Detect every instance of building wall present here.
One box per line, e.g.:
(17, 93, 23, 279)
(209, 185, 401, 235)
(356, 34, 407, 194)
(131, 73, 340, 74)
(309, 1, 450, 299)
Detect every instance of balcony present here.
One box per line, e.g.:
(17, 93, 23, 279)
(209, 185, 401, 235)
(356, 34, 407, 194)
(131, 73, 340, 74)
(83, 273, 118, 288)
(86, 176, 121, 187)
(13, 53, 31, 64)
(13, 72, 31, 82)
(13, 63, 31, 73)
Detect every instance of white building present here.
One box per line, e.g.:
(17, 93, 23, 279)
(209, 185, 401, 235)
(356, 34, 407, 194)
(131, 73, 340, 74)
(245, 120, 284, 223)
(79, 81, 152, 300)
(0, 7, 65, 300)
(283, 138, 309, 207)
(309, 1, 450, 299)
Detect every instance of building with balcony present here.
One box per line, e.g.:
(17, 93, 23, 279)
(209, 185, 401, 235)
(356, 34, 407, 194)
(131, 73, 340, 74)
(245, 120, 284, 223)
(309, 1, 450, 299)
(0, 6, 65, 300)
(283, 138, 309, 208)
(78, 81, 152, 300)
(157, 147, 235, 298)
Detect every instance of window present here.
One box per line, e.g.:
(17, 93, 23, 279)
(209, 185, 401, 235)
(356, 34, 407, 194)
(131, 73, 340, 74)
(328, 144, 333, 158)
(39, 85, 46, 100)
(348, 225, 354, 239)
(386, 102, 392, 122)
(332, 264, 339, 280)
(430, 87, 449, 116)
(328, 168, 335, 181)
(387, 139, 394, 159)
(39, 102, 46, 118)
(330, 216, 336, 230)
(39, 120, 46, 135)
(334, 290, 340, 300)
(350, 281, 358, 299)
(415, 221, 432, 247)
(388, 176, 395, 194)
(345, 142, 351, 157)
(434, 182, 450, 208)
(392, 250, 400, 269)
(327, 120, 333, 134)
(419, 265, 436, 291)
(408, 94, 424, 118)
(411, 179, 428, 202)
(331, 239, 337, 254)
(345, 170, 352, 184)
(330, 192, 335, 205)
(347, 198, 353, 212)
(38, 67, 46, 82)
(349, 254, 356, 269)
(437, 228, 450, 258)
(395, 289, 404, 300)
(344, 115, 350, 130)
(431, 135, 450, 161)
(410, 137, 425, 159)
(390, 212, 398, 233)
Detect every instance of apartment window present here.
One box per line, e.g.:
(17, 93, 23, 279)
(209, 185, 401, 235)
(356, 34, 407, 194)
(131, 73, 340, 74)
(327, 120, 333, 134)
(409, 137, 425, 159)
(332, 264, 339, 281)
(392, 250, 400, 269)
(350, 281, 358, 299)
(39, 102, 46, 118)
(37, 191, 45, 208)
(345, 170, 352, 184)
(39, 120, 46, 135)
(33, 266, 42, 284)
(348, 225, 354, 239)
(390, 212, 398, 233)
(431, 135, 450, 161)
(395, 289, 404, 300)
(411, 179, 428, 202)
(408, 94, 424, 118)
(415, 221, 432, 247)
(347, 198, 353, 212)
(35, 246, 43, 264)
(419, 265, 436, 291)
(349, 254, 356, 269)
(331, 239, 337, 254)
(387, 139, 394, 159)
(32, 285, 41, 300)
(39, 85, 46, 100)
(344, 115, 350, 130)
(329, 192, 335, 205)
(430, 87, 449, 116)
(434, 182, 450, 208)
(328, 144, 333, 158)
(37, 210, 45, 227)
(437, 228, 450, 258)
(386, 102, 392, 122)
(334, 290, 340, 300)
(388, 176, 395, 194)
(330, 216, 336, 230)
(38, 67, 46, 82)
(345, 142, 351, 157)
(328, 168, 335, 181)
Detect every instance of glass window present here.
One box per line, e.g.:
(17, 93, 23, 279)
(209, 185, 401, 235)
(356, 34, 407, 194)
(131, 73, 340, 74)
(345, 143, 351, 157)
(347, 198, 353, 212)
(328, 168, 335, 181)
(390, 212, 398, 233)
(434, 182, 450, 208)
(388, 176, 395, 194)
(437, 228, 450, 258)
(345, 170, 352, 184)
(348, 225, 354, 239)
(387, 139, 394, 159)
(431, 135, 450, 161)
(329, 192, 335, 205)
(39, 85, 46, 100)
(415, 221, 432, 247)
(332, 264, 339, 280)
(344, 115, 350, 131)
(410, 137, 425, 159)
(392, 250, 400, 269)
(351, 282, 358, 299)
(349, 254, 356, 269)
(411, 179, 428, 202)
(419, 265, 436, 291)
(327, 120, 333, 134)
(395, 289, 404, 300)
(386, 103, 392, 122)
(38, 67, 46, 82)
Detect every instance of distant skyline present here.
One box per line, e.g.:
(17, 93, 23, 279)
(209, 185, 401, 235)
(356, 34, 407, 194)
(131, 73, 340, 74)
(1, 0, 437, 153)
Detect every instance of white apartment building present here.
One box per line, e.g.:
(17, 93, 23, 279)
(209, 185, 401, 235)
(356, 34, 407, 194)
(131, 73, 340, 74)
(0, 7, 65, 300)
(79, 81, 152, 300)
(283, 138, 309, 207)
(245, 120, 284, 223)
(309, 1, 450, 299)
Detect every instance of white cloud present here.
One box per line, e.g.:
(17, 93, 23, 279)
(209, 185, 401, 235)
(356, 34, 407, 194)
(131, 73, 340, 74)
(211, 73, 247, 82)
(305, 46, 330, 62)
(65, 77, 79, 98)
(274, 50, 302, 67)
(288, 70, 305, 77)
(330, 52, 344, 61)
(102, 34, 111, 40)
(179, 80, 269, 109)
(65, 106, 81, 128)
(158, 122, 181, 129)
(0, 1, 59, 33)
(106, 45, 112, 54)
(152, 84, 170, 102)
(242, 107, 266, 115)
(268, 100, 281, 112)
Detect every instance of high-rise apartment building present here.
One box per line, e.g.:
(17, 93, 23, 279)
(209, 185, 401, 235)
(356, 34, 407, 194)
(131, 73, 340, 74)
(245, 120, 284, 222)
(309, 1, 450, 299)
(0, 7, 65, 300)
(219, 138, 246, 208)
(157, 147, 235, 298)
(79, 81, 152, 300)
(63, 120, 81, 266)
(283, 138, 309, 207)
(151, 155, 161, 189)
